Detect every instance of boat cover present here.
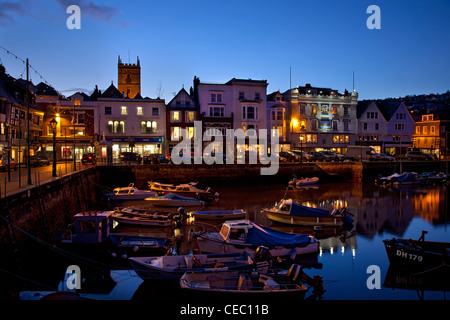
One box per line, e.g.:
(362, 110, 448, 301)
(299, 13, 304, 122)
(389, 172, 417, 183)
(159, 193, 197, 201)
(246, 222, 311, 247)
(289, 201, 331, 218)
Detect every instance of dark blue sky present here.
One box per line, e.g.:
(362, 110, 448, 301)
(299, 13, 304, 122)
(1, 0, 449, 100)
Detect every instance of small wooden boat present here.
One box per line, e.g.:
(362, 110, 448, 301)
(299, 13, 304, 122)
(262, 199, 353, 227)
(105, 183, 157, 201)
(289, 177, 319, 187)
(195, 220, 319, 258)
(145, 192, 205, 207)
(188, 209, 246, 221)
(148, 181, 219, 198)
(179, 264, 315, 299)
(383, 231, 450, 270)
(111, 211, 173, 227)
(128, 251, 269, 280)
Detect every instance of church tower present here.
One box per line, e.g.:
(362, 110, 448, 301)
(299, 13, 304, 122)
(118, 55, 141, 99)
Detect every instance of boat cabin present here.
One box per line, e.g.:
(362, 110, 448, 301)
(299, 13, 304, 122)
(275, 199, 292, 212)
(72, 211, 115, 244)
(219, 220, 254, 243)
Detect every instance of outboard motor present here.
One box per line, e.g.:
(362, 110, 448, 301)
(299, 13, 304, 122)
(254, 246, 272, 263)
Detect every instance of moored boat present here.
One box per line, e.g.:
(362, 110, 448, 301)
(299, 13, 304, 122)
(110, 211, 174, 227)
(179, 263, 324, 299)
(194, 220, 319, 258)
(128, 251, 269, 280)
(383, 231, 450, 270)
(148, 181, 219, 198)
(104, 183, 157, 201)
(188, 209, 246, 221)
(261, 199, 353, 227)
(145, 192, 205, 207)
(58, 211, 171, 264)
(289, 177, 319, 187)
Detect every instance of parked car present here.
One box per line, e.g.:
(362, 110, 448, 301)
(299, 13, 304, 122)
(279, 151, 298, 162)
(320, 151, 344, 162)
(143, 154, 170, 164)
(378, 153, 394, 161)
(0, 154, 17, 171)
(291, 150, 314, 162)
(81, 153, 96, 165)
(405, 151, 433, 161)
(33, 156, 50, 166)
(345, 146, 380, 161)
(308, 151, 329, 162)
(119, 152, 142, 163)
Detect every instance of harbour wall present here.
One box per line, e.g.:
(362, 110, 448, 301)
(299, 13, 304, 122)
(0, 168, 97, 259)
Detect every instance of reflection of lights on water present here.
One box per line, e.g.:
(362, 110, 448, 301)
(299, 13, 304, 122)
(319, 247, 323, 257)
(174, 228, 181, 237)
(352, 249, 356, 257)
(341, 246, 345, 255)
(330, 247, 334, 255)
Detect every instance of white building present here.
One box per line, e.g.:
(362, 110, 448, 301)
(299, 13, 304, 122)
(96, 83, 166, 159)
(195, 77, 268, 151)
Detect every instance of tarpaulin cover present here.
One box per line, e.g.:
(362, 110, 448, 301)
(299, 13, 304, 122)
(245, 221, 311, 247)
(289, 201, 331, 217)
(160, 193, 197, 200)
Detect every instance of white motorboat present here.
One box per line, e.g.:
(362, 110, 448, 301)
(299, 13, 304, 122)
(110, 211, 174, 227)
(145, 192, 205, 207)
(128, 251, 269, 280)
(195, 220, 319, 258)
(105, 183, 157, 201)
(148, 181, 219, 198)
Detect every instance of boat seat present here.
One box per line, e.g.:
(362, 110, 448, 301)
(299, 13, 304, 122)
(259, 278, 280, 290)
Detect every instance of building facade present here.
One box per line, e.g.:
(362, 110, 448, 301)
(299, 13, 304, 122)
(412, 113, 450, 158)
(97, 83, 166, 159)
(283, 84, 358, 153)
(166, 87, 199, 154)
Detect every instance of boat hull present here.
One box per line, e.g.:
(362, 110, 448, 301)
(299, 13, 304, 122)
(263, 209, 343, 226)
(191, 210, 246, 221)
(146, 199, 204, 207)
(111, 215, 173, 227)
(196, 234, 319, 258)
(383, 238, 449, 270)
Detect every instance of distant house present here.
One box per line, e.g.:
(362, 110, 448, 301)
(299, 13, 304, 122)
(412, 112, 450, 158)
(166, 87, 199, 155)
(356, 101, 415, 155)
(381, 102, 415, 156)
(266, 91, 289, 151)
(1, 64, 44, 163)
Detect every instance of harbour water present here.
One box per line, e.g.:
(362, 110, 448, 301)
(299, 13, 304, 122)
(7, 181, 450, 301)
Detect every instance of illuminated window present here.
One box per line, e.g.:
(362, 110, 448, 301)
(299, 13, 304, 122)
(137, 106, 143, 116)
(171, 111, 180, 122)
(416, 126, 420, 133)
(312, 105, 317, 114)
(121, 106, 127, 115)
(186, 111, 195, 122)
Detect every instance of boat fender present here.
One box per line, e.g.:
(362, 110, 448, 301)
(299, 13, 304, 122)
(191, 255, 203, 267)
(122, 254, 128, 259)
(133, 246, 139, 252)
(111, 252, 117, 258)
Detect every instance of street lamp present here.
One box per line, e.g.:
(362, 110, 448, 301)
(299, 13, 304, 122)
(50, 117, 58, 177)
